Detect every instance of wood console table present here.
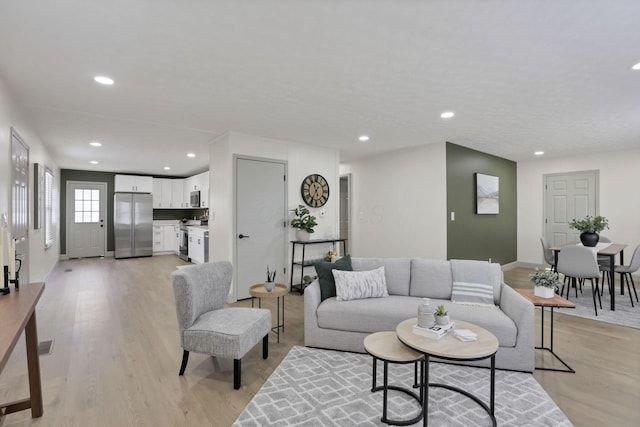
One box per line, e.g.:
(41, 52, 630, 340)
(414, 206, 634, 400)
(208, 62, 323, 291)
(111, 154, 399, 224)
(0, 282, 45, 419)
(289, 238, 347, 294)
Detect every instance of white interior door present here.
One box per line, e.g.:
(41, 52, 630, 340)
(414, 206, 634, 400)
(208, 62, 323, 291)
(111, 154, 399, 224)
(11, 128, 29, 283)
(235, 157, 287, 300)
(544, 170, 598, 247)
(67, 181, 107, 258)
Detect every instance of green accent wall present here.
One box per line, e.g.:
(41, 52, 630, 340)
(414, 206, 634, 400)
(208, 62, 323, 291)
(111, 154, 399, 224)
(446, 142, 517, 264)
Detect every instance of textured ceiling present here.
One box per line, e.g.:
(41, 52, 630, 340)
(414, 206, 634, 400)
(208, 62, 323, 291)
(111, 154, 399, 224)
(0, 1, 639, 176)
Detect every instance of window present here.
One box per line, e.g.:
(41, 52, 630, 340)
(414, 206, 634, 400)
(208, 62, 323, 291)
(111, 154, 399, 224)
(44, 167, 54, 248)
(74, 188, 100, 223)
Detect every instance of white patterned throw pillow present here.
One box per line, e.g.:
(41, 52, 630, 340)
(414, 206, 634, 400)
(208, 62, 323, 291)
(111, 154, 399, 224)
(451, 281, 497, 308)
(332, 267, 389, 301)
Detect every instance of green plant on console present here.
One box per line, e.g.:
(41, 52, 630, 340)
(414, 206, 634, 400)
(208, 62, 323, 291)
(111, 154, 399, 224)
(528, 269, 562, 289)
(290, 205, 317, 233)
(435, 304, 447, 316)
(568, 215, 609, 233)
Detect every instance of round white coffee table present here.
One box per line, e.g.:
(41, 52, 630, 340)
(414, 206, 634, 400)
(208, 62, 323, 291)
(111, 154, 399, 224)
(396, 318, 499, 426)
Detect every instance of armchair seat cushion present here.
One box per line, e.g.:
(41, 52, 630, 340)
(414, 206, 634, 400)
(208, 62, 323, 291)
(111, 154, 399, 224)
(184, 307, 271, 359)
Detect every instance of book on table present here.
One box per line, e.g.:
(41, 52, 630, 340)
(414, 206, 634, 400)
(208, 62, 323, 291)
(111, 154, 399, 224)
(412, 321, 455, 340)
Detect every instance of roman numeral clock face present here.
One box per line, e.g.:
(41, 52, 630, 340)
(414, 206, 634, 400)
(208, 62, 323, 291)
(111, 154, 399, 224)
(301, 174, 329, 207)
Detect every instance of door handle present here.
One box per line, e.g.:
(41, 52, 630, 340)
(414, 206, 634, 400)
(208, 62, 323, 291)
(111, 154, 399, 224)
(238, 234, 250, 239)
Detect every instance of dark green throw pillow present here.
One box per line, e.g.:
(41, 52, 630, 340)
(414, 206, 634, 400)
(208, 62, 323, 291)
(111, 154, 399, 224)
(314, 255, 352, 302)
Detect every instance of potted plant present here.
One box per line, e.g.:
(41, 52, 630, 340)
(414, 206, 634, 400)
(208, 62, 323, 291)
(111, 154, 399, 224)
(434, 304, 450, 326)
(264, 266, 276, 292)
(529, 269, 561, 298)
(569, 215, 609, 247)
(290, 205, 317, 241)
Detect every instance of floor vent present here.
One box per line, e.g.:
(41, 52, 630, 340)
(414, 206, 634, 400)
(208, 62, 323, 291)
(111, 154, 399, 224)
(38, 340, 54, 356)
(65, 268, 72, 272)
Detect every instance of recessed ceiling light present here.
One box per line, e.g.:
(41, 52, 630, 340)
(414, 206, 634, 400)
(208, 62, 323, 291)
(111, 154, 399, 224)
(534, 151, 544, 156)
(89, 141, 102, 147)
(94, 76, 114, 85)
(632, 62, 640, 70)
(187, 153, 196, 158)
(358, 135, 370, 142)
(90, 160, 99, 164)
(164, 166, 171, 170)
(440, 111, 455, 119)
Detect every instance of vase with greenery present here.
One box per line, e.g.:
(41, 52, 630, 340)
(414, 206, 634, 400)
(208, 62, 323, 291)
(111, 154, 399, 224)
(264, 266, 276, 292)
(290, 205, 317, 241)
(569, 215, 609, 247)
(529, 269, 561, 298)
(434, 304, 450, 325)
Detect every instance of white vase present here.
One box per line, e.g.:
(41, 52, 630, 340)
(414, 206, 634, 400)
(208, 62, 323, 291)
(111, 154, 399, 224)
(296, 229, 310, 241)
(534, 286, 555, 299)
(264, 281, 276, 292)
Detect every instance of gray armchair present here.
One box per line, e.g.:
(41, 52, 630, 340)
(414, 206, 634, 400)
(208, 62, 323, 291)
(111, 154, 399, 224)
(600, 245, 640, 307)
(557, 246, 602, 316)
(540, 237, 556, 271)
(171, 261, 271, 389)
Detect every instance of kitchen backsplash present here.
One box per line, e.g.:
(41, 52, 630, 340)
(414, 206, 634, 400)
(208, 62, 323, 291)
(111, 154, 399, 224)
(153, 208, 206, 221)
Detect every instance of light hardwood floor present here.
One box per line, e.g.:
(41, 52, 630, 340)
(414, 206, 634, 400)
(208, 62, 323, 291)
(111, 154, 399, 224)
(0, 256, 638, 426)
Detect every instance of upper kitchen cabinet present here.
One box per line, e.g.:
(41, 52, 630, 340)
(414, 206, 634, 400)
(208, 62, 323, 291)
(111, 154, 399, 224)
(172, 179, 186, 208)
(152, 178, 175, 208)
(184, 171, 209, 208)
(115, 174, 153, 193)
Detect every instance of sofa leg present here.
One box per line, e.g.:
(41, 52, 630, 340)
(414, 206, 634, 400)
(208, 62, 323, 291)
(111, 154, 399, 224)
(179, 350, 189, 375)
(263, 334, 269, 359)
(234, 359, 241, 390)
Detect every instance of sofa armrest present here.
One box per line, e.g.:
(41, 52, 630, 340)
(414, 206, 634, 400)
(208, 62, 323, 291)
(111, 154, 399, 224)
(304, 281, 322, 345)
(499, 283, 535, 348)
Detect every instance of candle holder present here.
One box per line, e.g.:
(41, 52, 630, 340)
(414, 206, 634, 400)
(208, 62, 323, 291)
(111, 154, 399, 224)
(2, 265, 10, 295)
(2, 257, 21, 295)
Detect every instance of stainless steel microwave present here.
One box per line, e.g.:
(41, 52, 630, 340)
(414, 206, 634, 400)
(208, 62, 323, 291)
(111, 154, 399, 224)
(190, 190, 200, 207)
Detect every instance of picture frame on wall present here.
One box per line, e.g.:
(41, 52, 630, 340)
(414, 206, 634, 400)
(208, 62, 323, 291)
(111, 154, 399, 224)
(476, 173, 499, 214)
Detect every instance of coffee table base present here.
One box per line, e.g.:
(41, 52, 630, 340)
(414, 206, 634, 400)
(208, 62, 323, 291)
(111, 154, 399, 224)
(372, 358, 424, 426)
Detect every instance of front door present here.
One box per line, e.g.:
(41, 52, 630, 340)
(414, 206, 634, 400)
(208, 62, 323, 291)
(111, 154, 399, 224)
(544, 170, 599, 247)
(11, 128, 29, 283)
(67, 181, 107, 258)
(235, 157, 287, 300)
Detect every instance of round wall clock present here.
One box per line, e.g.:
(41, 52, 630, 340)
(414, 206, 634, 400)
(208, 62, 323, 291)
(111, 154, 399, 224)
(301, 174, 330, 207)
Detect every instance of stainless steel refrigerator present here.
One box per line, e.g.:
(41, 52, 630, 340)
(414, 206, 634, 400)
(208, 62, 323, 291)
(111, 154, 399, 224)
(114, 192, 153, 259)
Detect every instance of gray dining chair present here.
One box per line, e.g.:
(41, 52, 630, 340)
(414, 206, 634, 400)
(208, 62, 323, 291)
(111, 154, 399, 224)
(540, 237, 556, 272)
(171, 261, 271, 389)
(600, 245, 640, 307)
(557, 245, 602, 316)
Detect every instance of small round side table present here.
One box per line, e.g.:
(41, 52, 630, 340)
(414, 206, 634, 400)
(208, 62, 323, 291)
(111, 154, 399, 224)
(249, 283, 288, 343)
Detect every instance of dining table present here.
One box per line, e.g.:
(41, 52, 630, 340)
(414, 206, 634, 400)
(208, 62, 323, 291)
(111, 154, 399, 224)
(551, 242, 627, 311)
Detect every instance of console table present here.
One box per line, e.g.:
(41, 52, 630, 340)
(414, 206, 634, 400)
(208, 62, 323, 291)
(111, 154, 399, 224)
(289, 238, 347, 294)
(0, 282, 45, 419)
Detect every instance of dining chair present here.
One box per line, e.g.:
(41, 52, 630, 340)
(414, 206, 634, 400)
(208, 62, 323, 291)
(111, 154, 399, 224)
(600, 245, 640, 307)
(171, 261, 272, 389)
(540, 237, 556, 272)
(557, 245, 602, 316)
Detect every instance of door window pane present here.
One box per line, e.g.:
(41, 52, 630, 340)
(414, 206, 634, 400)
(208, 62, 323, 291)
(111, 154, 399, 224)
(74, 188, 100, 223)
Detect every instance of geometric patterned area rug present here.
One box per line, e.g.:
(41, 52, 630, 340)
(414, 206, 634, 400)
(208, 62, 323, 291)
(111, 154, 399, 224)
(233, 346, 573, 427)
(556, 283, 639, 329)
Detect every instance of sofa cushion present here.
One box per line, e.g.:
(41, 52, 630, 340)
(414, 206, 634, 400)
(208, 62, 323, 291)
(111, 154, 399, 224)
(451, 281, 496, 307)
(409, 259, 453, 299)
(450, 259, 502, 304)
(314, 255, 353, 302)
(317, 296, 517, 347)
(351, 258, 411, 296)
(333, 267, 389, 301)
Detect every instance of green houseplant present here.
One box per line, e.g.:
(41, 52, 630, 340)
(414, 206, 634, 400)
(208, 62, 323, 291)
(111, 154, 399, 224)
(264, 266, 276, 292)
(434, 304, 450, 325)
(569, 215, 609, 247)
(290, 205, 317, 241)
(529, 269, 561, 298)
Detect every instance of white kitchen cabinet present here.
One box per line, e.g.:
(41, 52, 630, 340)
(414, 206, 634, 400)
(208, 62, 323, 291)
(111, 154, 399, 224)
(115, 174, 153, 193)
(152, 226, 164, 253)
(163, 225, 178, 252)
(183, 171, 209, 208)
(188, 227, 207, 264)
(172, 179, 185, 208)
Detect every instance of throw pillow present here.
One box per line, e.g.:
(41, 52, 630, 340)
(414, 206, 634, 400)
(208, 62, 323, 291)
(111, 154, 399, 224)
(451, 281, 497, 307)
(332, 266, 389, 301)
(314, 255, 352, 302)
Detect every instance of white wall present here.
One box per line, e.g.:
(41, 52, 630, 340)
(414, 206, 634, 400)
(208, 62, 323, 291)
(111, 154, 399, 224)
(209, 132, 340, 299)
(518, 148, 640, 266)
(340, 143, 447, 259)
(0, 77, 59, 282)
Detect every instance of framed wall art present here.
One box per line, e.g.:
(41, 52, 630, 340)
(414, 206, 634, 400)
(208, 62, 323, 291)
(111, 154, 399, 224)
(475, 173, 499, 214)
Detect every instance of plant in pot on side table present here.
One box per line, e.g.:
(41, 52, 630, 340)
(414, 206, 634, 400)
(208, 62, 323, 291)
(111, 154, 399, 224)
(568, 215, 609, 247)
(529, 269, 562, 298)
(264, 266, 276, 292)
(290, 205, 317, 241)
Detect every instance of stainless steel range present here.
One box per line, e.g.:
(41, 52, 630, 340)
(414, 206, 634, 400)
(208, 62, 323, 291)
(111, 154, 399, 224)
(178, 225, 189, 261)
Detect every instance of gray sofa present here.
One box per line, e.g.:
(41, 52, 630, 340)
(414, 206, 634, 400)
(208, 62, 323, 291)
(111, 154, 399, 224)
(304, 257, 535, 372)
